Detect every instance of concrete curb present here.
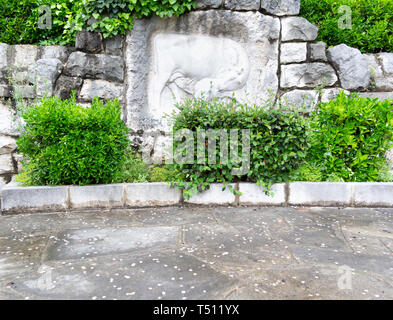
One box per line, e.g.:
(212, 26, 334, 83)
(1, 182, 393, 214)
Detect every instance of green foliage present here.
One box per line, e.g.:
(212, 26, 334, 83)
(0, 0, 83, 45)
(149, 165, 179, 183)
(301, 0, 393, 53)
(16, 95, 130, 186)
(113, 149, 151, 183)
(0, 0, 196, 45)
(168, 97, 309, 198)
(307, 92, 393, 182)
(290, 161, 324, 182)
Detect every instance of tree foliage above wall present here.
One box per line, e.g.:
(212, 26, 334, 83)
(301, 0, 393, 53)
(0, 0, 196, 45)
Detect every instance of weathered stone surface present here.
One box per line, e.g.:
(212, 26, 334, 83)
(126, 10, 280, 132)
(261, 0, 300, 16)
(310, 41, 327, 61)
(13, 45, 37, 69)
(0, 154, 14, 174)
(29, 58, 63, 97)
(54, 75, 83, 100)
(70, 184, 124, 209)
(65, 51, 124, 82)
(327, 44, 370, 90)
(125, 183, 181, 207)
(41, 45, 71, 63)
(186, 183, 236, 205)
(365, 54, 393, 91)
(280, 90, 319, 110)
(281, 17, 318, 41)
(224, 0, 260, 10)
(75, 31, 103, 53)
(379, 53, 393, 74)
(320, 88, 350, 103)
(0, 84, 10, 97)
(281, 63, 337, 88)
(358, 92, 393, 101)
(1, 186, 69, 213)
(289, 182, 352, 206)
(353, 183, 393, 207)
(14, 85, 36, 99)
(239, 183, 285, 205)
(196, 0, 222, 9)
(79, 79, 123, 102)
(0, 102, 15, 135)
(104, 35, 124, 56)
(0, 135, 17, 155)
(0, 43, 8, 69)
(281, 42, 307, 64)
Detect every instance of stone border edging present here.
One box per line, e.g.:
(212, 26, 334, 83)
(1, 182, 393, 214)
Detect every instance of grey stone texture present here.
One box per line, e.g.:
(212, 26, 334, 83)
(0, 136, 17, 155)
(1, 186, 68, 213)
(54, 75, 83, 100)
(104, 35, 124, 56)
(196, 0, 223, 9)
(0, 206, 392, 300)
(261, 0, 300, 16)
(79, 79, 124, 102)
(28, 58, 63, 97)
(0, 102, 15, 136)
(70, 184, 124, 209)
(280, 42, 307, 63)
(310, 41, 327, 61)
(281, 17, 319, 41)
(281, 63, 338, 88)
(238, 183, 285, 205)
(125, 183, 182, 207)
(185, 183, 237, 205)
(13, 45, 38, 69)
(327, 44, 371, 90)
(41, 46, 71, 63)
(64, 51, 124, 82)
(75, 31, 104, 54)
(288, 182, 352, 207)
(320, 88, 350, 103)
(224, 0, 260, 10)
(358, 92, 393, 101)
(353, 183, 393, 207)
(0, 43, 8, 69)
(280, 89, 319, 110)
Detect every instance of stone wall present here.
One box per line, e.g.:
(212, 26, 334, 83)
(0, 0, 392, 184)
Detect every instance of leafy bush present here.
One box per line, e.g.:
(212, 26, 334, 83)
(0, 0, 82, 45)
(168, 97, 309, 198)
(0, 0, 195, 45)
(16, 96, 130, 186)
(305, 92, 393, 182)
(113, 150, 151, 183)
(301, 0, 393, 53)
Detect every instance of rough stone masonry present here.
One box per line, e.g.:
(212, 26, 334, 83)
(0, 0, 392, 185)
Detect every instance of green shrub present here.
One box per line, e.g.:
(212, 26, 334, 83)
(0, 0, 82, 45)
(300, 0, 393, 53)
(168, 97, 309, 198)
(113, 150, 151, 183)
(16, 95, 130, 186)
(307, 92, 393, 182)
(0, 0, 195, 45)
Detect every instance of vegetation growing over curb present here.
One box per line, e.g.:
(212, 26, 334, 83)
(301, 0, 393, 53)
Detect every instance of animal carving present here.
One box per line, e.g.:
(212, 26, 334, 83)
(149, 34, 250, 115)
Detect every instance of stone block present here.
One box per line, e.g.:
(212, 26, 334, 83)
(1, 186, 69, 213)
(125, 183, 181, 207)
(239, 183, 285, 205)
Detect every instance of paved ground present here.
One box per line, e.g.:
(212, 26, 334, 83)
(0, 205, 392, 300)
